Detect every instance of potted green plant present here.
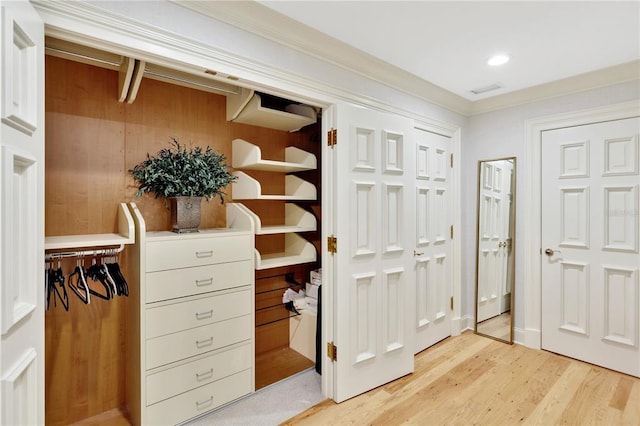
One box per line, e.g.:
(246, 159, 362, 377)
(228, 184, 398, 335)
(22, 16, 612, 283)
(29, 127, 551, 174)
(129, 138, 236, 233)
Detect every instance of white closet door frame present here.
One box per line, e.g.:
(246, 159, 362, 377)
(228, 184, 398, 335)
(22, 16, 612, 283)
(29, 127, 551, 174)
(523, 100, 640, 349)
(0, 1, 45, 424)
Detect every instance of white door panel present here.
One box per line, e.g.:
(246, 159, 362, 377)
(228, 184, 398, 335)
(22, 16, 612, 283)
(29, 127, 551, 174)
(414, 129, 452, 353)
(541, 117, 640, 377)
(328, 104, 415, 403)
(0, 0, 45, 424)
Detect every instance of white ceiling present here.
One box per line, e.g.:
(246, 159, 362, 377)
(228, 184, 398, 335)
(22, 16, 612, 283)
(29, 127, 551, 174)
(257, 1, 640, 101)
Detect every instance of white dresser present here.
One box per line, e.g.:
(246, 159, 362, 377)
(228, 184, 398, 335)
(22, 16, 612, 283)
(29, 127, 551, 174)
(126, 203, 255, 426)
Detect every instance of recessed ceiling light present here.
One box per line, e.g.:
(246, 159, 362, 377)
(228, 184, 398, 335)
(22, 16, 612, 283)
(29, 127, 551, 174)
(488, 54, 510, 67)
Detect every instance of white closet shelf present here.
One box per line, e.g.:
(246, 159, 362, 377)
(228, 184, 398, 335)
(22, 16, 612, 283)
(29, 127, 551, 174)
(231, 203, 316, 235)
(232, 139, 316, 172)
(254, 233, 317, 270)
(44, 202, 135, 250)
(232, 171, 316, 200)
(227, 88, 316, 132)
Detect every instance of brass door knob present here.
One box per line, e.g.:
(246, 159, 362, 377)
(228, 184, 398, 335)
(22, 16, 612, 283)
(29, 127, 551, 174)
(544, 248, 561, 256)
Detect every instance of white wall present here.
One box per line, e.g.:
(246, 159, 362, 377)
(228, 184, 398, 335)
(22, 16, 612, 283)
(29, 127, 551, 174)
(464, 80, 640, 338)
(44, 0, 640, 342)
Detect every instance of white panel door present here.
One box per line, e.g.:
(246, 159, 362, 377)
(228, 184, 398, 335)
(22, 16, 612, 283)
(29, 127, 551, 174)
(541, 117, 640, 377)
(414, 128, 452, 353)
(477, 160, 513, 322)
(328, 104, 415, 402)
(0, 0, 45, 424)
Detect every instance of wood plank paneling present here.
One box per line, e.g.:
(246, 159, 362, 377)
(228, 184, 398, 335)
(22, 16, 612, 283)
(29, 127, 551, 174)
(45, 57, 128, 425)
(45, 55, 126, 236)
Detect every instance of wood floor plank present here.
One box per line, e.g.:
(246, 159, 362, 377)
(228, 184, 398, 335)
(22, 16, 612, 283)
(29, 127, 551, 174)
(622, 381, 640, 425)
(424, 344, 560, 425)
(284, 332, 640, 426)
(523, 362, 591, 425)
(610, 376, 635, 410)
(492, 351, 570, 424)
(559, 366, 622, 425)
(382, 334, 493, 397)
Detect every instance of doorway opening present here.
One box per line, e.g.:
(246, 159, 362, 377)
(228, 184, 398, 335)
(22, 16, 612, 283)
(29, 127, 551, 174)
(43, 37, 324, 425)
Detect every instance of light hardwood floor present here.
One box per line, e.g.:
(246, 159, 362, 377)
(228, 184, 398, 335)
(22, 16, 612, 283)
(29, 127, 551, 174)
(285, 331, 640, 425)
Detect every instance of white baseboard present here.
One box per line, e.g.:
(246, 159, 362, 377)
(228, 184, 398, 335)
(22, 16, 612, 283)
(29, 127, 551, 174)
(451, 316, 462, 336)
(523, 328, 541, 349)
(513, 327, 525, 346)
(456, 315, 474, 334)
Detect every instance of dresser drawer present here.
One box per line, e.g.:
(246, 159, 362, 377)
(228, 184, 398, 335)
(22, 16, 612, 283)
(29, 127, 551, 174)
(146, 343, 252, 406)
(146, 260, 252, 303)
(146, 315, 252, 370)
(146, 289, 252, 339)
(146, 368, 252, 426)
(146, 235, 252, 272)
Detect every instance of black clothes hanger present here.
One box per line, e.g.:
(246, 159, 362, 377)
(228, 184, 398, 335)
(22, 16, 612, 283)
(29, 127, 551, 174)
(101, 263, 118, 296)
(68, 258, 90, 304)
(45, 259, 69, 311)
(86, 258, 112, 300)
(106, 260, 128, 297)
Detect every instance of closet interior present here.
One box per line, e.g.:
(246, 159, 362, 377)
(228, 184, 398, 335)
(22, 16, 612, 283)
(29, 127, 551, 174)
(44, 38, 322, 425)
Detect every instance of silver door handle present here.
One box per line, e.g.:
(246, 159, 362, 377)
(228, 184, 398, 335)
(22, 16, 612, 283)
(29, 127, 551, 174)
(544, 248, 561, 256)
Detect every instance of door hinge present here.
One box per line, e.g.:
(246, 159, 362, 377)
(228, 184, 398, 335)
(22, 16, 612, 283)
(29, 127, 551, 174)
(327, 128, 337, 147)
(450, 296, 454, 310)
(450, 225, 454, 239)
(328, 235, 337, 254)
(327, 341, 337, 362)
(450, 153, 453, 168)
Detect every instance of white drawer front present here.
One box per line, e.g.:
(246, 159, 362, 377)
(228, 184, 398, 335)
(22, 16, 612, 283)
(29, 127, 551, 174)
(145, 369, 252, 426)
(145, 260, 252, 303)
(146, 343, 252, 406)
(146, 289, 252, 339)
(146, 235, 252, 272)
(146, 315, 252, 370)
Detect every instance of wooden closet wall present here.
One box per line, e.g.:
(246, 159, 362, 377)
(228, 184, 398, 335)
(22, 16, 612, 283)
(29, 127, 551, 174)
(44, 55, 320, 424)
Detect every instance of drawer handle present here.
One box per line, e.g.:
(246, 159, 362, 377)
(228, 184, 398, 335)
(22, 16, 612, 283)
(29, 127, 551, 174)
(196, 368, 214, 381)
(195, 396, 213, 409)
(195, 337, 214, 348)
(195, 310, 213, 320)
(195, 250, 213, 258)
(195, 278, 213, 287)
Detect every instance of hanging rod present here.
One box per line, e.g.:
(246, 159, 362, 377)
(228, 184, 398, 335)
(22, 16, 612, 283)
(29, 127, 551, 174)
(45, 244, 125, 262)
(46, 46, 241, 96)
(143, 69, 241, 95)
(45, 46, 122, 67)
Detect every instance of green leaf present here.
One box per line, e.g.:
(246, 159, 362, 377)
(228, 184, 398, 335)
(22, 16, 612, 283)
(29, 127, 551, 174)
(129, 138, 237, 202)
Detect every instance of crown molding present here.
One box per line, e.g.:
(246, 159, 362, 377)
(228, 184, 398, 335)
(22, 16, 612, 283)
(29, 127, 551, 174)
(469, 60, 640, 115)
(33, 0, 638, 119)
(173, 0, 472, 115)
(176, 1, 639, 117)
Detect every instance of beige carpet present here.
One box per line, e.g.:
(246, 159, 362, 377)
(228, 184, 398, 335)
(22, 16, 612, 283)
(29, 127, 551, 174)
(187, 368, 323, 426)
